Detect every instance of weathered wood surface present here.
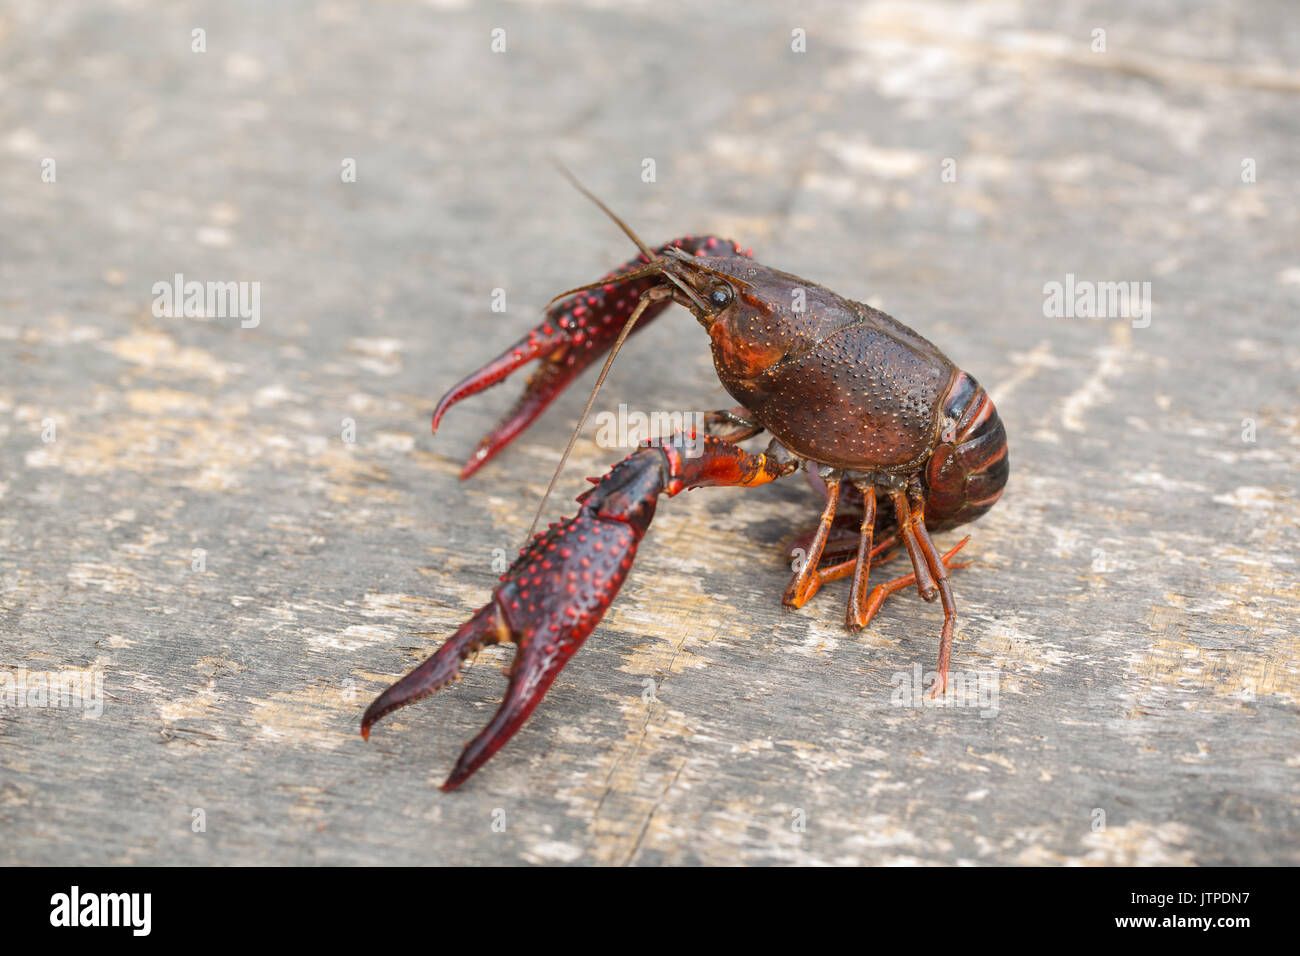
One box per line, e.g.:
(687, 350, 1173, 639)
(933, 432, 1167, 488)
(2, 0, 1297, 865)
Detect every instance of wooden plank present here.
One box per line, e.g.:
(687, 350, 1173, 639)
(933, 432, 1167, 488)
(1, 0, 1297, 865)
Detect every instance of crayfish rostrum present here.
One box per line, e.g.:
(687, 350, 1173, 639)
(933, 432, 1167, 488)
(361, 172, 1009, 790)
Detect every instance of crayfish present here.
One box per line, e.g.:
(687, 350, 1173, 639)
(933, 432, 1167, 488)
(361, 170, 1009, 790)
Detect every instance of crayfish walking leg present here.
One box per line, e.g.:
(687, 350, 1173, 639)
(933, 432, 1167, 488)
(784, 476, 973, 697)
(361, 433, 797, 791)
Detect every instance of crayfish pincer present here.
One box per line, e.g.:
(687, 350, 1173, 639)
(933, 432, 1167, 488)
(361, 171, 1009, 790)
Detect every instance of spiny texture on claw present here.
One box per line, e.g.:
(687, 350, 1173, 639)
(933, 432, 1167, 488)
(360, 434, 792, 791)
(432, 236, 752, 478)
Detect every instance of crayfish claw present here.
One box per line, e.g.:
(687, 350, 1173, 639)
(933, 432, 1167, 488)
(431, 237, 751, 477)
(363, 435, 793, 789)
(439, 641, 566, 791)
(360, 602, 508, 741)
(361, 502, 646, 788)
(456, 359, 581, 479)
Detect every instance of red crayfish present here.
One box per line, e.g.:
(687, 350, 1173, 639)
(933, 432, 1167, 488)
(361, 171, 1009, 790)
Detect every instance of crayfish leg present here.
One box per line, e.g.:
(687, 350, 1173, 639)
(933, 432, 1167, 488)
(786, 476, 973, 696)
(702, 406, 764, 442)
(845, 485, 878, 629)
(908, 521, 959, 698)
(781, 475, 843, 608)
(810, 532, 902, 585)
(892, 487, 939, 603)
(860, 535, 971, 696)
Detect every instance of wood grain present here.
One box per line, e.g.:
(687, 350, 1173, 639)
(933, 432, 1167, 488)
(1, 0, 1297, 865)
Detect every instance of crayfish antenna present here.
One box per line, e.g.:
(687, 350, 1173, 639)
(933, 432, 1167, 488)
(549, 160, 710, 314)
(550, 157, 659, 263)
(522, 164, 709, 544)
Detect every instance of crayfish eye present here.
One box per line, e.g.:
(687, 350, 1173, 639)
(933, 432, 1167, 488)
(709, 285, 733, 308)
